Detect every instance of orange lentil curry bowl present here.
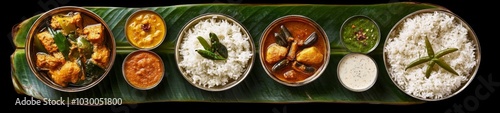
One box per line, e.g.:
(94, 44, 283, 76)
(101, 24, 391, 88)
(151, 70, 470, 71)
(122, 50, 165, 90)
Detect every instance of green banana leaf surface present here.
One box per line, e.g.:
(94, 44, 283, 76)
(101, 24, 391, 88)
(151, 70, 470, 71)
(11, 2, 447, 104)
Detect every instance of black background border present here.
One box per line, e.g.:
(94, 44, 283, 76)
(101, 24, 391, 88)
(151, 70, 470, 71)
(5, 0, 496, 112)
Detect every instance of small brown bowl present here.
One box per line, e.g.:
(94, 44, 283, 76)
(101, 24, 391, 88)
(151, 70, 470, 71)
(122, 50, 164, 90)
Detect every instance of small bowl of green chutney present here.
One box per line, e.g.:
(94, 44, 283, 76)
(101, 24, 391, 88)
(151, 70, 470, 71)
(340, 15, 380, 54)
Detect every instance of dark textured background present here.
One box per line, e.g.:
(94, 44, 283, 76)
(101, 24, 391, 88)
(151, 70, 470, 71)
(5, 0, 496, 112)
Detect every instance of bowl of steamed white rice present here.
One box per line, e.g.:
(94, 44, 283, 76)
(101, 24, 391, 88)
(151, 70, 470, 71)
(175, 13, 255, 91)
(383, 9, 481, 101)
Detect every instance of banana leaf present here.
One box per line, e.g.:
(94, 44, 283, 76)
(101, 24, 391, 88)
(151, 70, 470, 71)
(11, 2, 445, 104)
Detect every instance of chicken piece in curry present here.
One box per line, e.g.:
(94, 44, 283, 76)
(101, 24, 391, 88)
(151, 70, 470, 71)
(265, 43, 288, 64)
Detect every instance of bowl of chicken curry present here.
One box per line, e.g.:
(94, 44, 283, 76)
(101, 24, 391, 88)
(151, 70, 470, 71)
(259, 15, 330, 86)
(25, 6, 116, 92)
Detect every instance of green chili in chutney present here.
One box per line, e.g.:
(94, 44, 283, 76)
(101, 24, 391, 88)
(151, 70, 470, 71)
(341, 16, 380, 53)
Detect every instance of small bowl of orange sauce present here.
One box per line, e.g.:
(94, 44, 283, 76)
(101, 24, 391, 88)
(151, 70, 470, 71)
(122, 50, 164, 90)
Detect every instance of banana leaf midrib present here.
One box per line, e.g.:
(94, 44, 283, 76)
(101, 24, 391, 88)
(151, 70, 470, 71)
(10, 3, 443, 104)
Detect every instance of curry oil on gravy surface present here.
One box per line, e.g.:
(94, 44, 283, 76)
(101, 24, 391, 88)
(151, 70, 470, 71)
(124, 50, 164, 90)
(263, 20, 327, 83)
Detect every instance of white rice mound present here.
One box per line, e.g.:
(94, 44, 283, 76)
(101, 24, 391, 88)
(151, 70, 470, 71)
(385, 11, 477, 99)
(178, 17, 253, 88)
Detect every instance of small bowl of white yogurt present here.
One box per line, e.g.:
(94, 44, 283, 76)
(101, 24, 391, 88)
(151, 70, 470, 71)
(337, 53, 378, 92)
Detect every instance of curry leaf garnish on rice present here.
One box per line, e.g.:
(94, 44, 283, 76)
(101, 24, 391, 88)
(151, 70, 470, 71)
(195, 32, 228, 60)
(405, 36, 459, 78)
